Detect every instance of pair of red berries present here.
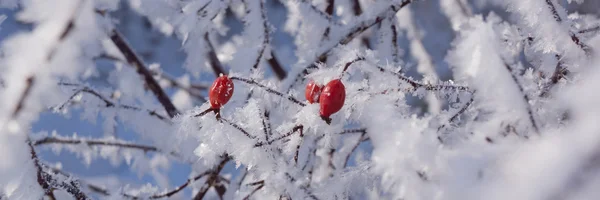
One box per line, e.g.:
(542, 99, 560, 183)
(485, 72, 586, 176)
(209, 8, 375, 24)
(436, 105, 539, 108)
(208, 75, 346, 121)
(305, 79, 346, 120)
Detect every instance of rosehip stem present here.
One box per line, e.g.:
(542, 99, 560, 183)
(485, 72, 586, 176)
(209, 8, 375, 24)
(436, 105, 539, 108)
(229, 76, 306, 106)
(321, 115, 332, 125)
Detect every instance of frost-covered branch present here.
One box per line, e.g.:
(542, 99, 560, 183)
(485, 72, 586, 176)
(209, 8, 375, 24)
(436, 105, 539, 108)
(58, 82, 171, 123)
(502, 62, 540, 134)
(33, 137, 159, 152)
(109, 29, 180, 118)
(230, 76, 306, 106)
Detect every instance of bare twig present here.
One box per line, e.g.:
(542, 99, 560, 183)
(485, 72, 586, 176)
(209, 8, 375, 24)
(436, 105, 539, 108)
(109, 29, 180, 118)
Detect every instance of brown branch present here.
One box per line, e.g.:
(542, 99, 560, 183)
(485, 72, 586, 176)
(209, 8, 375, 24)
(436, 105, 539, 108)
(109, 29, 180, 118)
(29, 141, 90, 200)
(268, 52, 287, 80)
(352, 0, 362, 15)
(12, 77, 34, 118)
(243, 183, 264, 200)
(193, 156, 231, 200)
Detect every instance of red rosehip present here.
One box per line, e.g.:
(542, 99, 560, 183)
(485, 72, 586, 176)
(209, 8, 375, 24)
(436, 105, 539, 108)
(209, 75, 234, 109)
(319, 79, 345, 118)
(305, 80, 323, 104)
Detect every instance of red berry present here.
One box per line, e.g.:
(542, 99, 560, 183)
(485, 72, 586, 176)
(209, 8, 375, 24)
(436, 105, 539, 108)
(209, 75, 234, 109)
(319, 79, 345, 118)
(305, 80, 323, 104)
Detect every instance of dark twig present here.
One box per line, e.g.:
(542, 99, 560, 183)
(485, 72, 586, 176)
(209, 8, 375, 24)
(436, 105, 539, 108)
(243, 183, 264, 200)
(578, 25, 600, 34)
(503, 62, 540, 134)
(230, 76, 306, 106)
(109, 29, 180, 118)
(268, 52, 287, 80)
(193, 156, 231, 200)
(29, 141, 90, 200)
(12, 77, 34, 118)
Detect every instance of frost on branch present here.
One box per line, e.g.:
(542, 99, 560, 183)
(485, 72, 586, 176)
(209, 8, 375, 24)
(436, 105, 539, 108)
(0, 0, 600, 199)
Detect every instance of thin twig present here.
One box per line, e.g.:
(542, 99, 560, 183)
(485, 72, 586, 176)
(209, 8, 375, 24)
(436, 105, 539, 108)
(503, 62, 540, 134)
